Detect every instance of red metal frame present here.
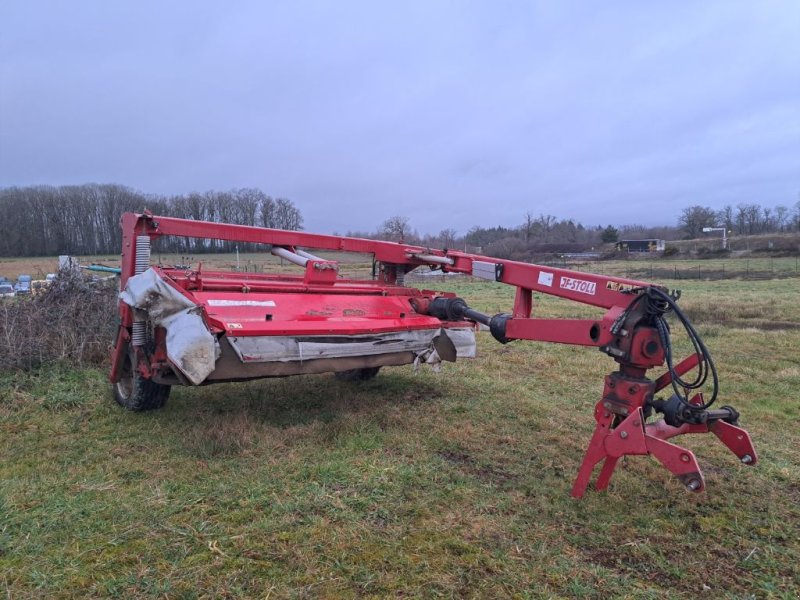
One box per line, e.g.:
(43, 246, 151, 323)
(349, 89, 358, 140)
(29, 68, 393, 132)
(111, 212, 757, 497)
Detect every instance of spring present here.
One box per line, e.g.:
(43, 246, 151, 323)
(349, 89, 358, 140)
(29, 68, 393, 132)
(131, 322, 147, 346)
(134, 235, 151, 274)
(131, 235, 151, 346)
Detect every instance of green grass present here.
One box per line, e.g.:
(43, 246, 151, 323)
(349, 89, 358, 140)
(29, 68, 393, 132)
(551, 256, 800, 281)
(1, 277, 799, 598)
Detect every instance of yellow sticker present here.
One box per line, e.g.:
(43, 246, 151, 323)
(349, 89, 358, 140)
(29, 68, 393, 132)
(606, 281, 636, 293)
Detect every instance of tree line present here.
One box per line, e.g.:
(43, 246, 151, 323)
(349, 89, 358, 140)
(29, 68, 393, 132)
(679, 202, 800, 239)
(352, 213, 676, 261)
(364, 200, 800, 262)
(2, 183, 798, 260)
(0, 184, 303, 257)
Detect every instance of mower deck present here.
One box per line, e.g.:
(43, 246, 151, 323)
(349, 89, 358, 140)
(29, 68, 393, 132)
(120, 267, 476, 385)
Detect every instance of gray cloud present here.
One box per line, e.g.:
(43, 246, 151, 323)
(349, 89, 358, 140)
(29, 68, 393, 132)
(1, 0, 799, 234)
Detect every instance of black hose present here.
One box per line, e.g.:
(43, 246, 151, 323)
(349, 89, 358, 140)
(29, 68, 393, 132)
(641, 287, 719, 409)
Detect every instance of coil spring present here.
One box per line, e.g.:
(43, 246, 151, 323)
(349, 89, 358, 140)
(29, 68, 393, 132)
(131, 322, 147, 347)
(134, 235, 151, 275)
(131, 235, 151, 347)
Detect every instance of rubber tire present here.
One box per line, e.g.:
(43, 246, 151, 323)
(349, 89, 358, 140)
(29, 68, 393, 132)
(113, 350, 171, 411)
(334, 367, 381, 382)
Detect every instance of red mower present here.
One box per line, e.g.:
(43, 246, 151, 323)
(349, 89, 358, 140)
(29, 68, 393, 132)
(110, 212, 757, 497)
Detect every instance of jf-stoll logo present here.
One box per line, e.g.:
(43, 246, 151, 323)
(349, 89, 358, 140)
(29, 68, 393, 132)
(559, 276, 596, 295)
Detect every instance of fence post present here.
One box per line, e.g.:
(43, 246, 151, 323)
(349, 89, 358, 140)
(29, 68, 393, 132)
(698, 264, 701, 280)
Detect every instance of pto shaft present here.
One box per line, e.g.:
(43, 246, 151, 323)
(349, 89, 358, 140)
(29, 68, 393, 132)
(428, 297, 511, 344)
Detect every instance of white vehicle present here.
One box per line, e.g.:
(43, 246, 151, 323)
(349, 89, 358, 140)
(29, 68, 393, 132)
(0, 283, 15, 298)
(14, 275, 32, 295)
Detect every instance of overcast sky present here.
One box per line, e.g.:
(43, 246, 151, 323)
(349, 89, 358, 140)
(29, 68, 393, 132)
(1, 1, 799, 234)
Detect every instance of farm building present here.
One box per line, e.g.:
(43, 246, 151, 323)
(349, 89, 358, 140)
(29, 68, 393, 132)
(615, 239, 665, 253)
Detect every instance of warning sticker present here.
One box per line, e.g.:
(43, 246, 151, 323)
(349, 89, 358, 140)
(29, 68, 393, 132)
(560, 277, 596, 295)
(537, 271, 554, 287)
(209, 299, 276, 307)
(606, 281, 637, 293)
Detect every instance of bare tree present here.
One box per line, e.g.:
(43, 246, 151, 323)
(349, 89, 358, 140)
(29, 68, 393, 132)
(260, 196, 276, 228)
(679, 205, 717, 239)
(274, 198, 304, 230)
(381, 215, 410, 241)
(523, 212, 534, 242)
(717, 205, 734, 233)
(775, 205, 789, 231)
(438, 228, 457, 249)
(762, 207, 774, 232)
(795, 200, 800, 231)
(732, 203, 767, 235)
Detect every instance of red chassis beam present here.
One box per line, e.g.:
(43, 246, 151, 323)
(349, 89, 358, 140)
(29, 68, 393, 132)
(127, 213, 652, 310)
(111, 212, 757, 497)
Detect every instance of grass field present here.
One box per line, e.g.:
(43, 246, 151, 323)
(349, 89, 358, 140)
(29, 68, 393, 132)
(1, 270, 799, 597)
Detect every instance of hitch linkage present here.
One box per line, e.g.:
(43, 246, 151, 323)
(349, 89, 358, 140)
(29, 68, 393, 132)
(648, 395, 740, 427)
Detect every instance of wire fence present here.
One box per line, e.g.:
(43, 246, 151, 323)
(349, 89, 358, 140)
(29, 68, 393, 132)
(197, 252, 800, 283)
(566, 257, 800, 282)
(407, 257, 800, 283)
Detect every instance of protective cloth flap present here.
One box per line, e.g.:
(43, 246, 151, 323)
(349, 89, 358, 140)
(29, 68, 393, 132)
(120, 268, 219, 385)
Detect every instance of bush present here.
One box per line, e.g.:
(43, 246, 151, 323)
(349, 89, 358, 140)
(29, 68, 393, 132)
(485, 237, 528, 261)
(696, 247, 731, 259)
(0, 269, 117, 371)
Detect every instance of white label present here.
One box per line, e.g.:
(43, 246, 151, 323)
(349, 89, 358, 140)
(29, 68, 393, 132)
(537, 271, 554, 287)
(472, 260, 499, 281)
(560, 276, 596, 295)
(208, 299, 276, 307)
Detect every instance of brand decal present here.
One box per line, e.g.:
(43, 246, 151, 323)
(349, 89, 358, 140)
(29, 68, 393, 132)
(560, 276, 596, 295)
(227, 322, 243, 329)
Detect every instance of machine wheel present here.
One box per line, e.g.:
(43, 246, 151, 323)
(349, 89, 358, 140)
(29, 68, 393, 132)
(113, 350, 171, 411)
(334, 367, 381, 382)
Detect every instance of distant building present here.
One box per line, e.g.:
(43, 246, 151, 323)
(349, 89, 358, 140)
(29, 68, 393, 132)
(615, 239, 665, 253)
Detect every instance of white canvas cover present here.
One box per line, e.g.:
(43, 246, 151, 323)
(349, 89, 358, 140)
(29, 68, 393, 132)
(120, 268, 220, 385)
